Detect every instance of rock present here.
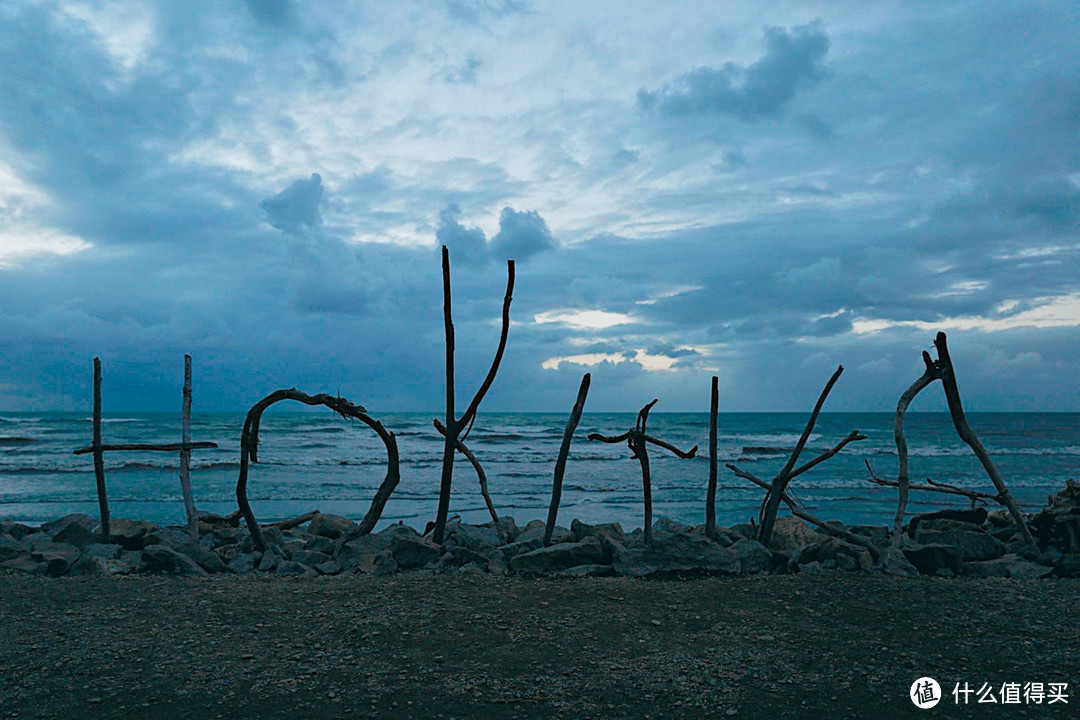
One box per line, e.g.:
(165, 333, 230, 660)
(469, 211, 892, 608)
(257, 550, 281, 572)
(559, 564, 615, 578)
(570, 519, 626, 544)
(790, 537, 867, 571)
(84, 543, 121, 559)
(766, 516, 822, 552)
(391, 537, 441, 569)
(31, 542, 81, 577)
(108, 519, 160, 550)
(52, 522, 97, 549)
(653, 518, 694, 535)
(314, 559, 341, 575)
(612, 531, 739, 578)
(25, 533, 57, 550)
(902, 543, 964, 576)
(144, 526, 191, 549)
(1054, 554, 1080, 578)
(729, 523, 756, 540)
(142, 544, 209, 576)
(729, 539, 773, 574)
(510, 537, 606, 574)
(41, 513, 98, 537)
(76, 556, 140, 576)
(1006, 540, 1042, 561)
(486, 551, 508, 576)
(304, 535, 336, 554)
(516, 522, 572, 545)
(908, 508, 988, 536)
(440, 547, 492, 568)
(1, 555, 43, 574)
(458, 562, 485, 575)
(965, 554, 1054, 579)
(494, 516, 519, 543)
(1029, 506, 1080, 554)
(914, 529, 1005, 561)
(0, 520, 35, 540)
(282, 539, 306, 557)
(986, 509, 1012, 528)
(276, 560, 318, 578)
(499, 539, 544, 561)
(0, 533, 29, 562)
(174, 542, 226, 573)
(307, 513, 356, 539)
(916, 518, 986, 533)
(346, 549, 397, 576)
(208, 526, 248, 549)
(241, 526, 286, 552)
(443, 522, 504, 554)
(291, 550, 331, 568)
(227, 553, 256, 574)
(215, 544, 242, 564)
(849, 525, 891, 549)
(876, 547, 918, 577)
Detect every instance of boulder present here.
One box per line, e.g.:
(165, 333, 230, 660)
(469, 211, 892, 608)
(52, 522, 96, 550)
(791, 537, 868, 571)
(314, 559, 342, 575)
(241, 526, 286, 552)
(570, 520, 626, 544)
(876, 547, 918, 577)
(1, 555, 43, 574)
(902, 543, 964, 576)
(257, 551, 281, 572)
(612, 531, 739, 578)
(84, 543, 121, 559)
(0, 520, 34, 540)
(0, 533, 29, 562)
(1054, 554, 1080, 578)
(41, 513, 98, 537)
(443, 522, 503, 554)
(391, 537, 440, 569)
(849, 525, 891, 549)
(76, 555, 140, 576)
(276, 560, 317, 578)
(25, 533, 58, 550)
(559, 564, 615, 578)
(767, 516, 822, 552)
(653, 518, 694, 535)
(913, 529, 1005, 561)
(729, 539, 773, 574)
(174, 542, 226, 573)
(291, 550, 331, 568)
(215, 544, 242, 564)
(303, 535, 336, 554)
(208, 526, 248, 549)
(31, 542, 81, 577)
(307, 513, 356, 539)
(510, 537, 606, 574)
(227, 553, 256, 574)
(141, 544, 208, 576)
(144, 526, 191, 549)
(965, 554, 1054, 579)
(516, 522, 572, 545)
(108, 519, 160, 550)
(499, 539, 544, 561)
(342, 549, 397, 576)
(908, 508, 987, 536)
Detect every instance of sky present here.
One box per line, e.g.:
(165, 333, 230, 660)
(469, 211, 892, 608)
(0, 0, 1077, 413)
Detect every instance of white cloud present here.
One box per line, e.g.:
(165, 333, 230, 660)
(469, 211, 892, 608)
(534, 309, 638, 330)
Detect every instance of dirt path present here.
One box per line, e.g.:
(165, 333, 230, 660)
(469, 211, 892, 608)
(1, 572, 1076, 719)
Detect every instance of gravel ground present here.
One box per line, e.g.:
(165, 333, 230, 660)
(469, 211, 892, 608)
(1, 571, 1077, 719)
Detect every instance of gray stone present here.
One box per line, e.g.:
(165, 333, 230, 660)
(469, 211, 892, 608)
(877, 547, 919, 578)
(499, 538, 544, 561)
(142, 544, 209, 576)
(917, 518, 986, 533)
(1, 555, 43, 574)
(257, 550, 281, 572)
(458, 562, 485, 575)
(215, 543, 242, 564)
(443, 522, 503, 554)
(276, 560, 318, 578)
(612, 531, 740, 578)
(516, 522, 572, 545)
(965, 554, 1054, 579)
(291, 550, 331, 567)
(307, 513, 356, 539)
(282, 539, 306, 557)
(790, 537, 867, 570)
(729, 539, 773, 574)
(486, 551, 508, 576)
(108, 519, 160, 550)
(570, 519, 626, 544)
(510, 537, 606, 574)
(1054, 554, 1080, 578)
(227, 553, 256, 574)
(31, 542, 81, 577)
(84, 543, 121, 559)
(41, 513, 98, 537)
(914, 529, 1005, 561)
(144, 526, 191, 549)
(241, 526, 286, 552)
(208, 526, 248, 549)
(558, 563, 615, 578)
(344, 549, 397, 576)
(314, 559, 341, 575)
(391, 537, 440, 569)
(766, 516, 823, 552)
(76, 555, 140, 576)
(849, 525, 891, 549)
(902, 543, 964, 576)
(174, 542, 226, 573)
(653, 517, 694, 535)
(52, 522, 97, 549)
(303, 535, 336, 554)
(0, 520, 34, 540)
(25, 533, 57, 550)
(0, 533, 29, 562)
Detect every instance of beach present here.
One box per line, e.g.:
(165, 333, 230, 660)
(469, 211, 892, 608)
(1, 571, 1076, 719)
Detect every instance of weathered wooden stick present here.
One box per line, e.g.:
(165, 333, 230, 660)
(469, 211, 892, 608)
(865, 460, 995, 503)
(545, 373, 591, 546)
(643, 435, 698, 458)
(892, 352, 941, 546)
(706, 376, 719, 540)
(433, 418, 502, 540)
(267, 510, 320, 530)
(934, 331, 1034, 544)
(432, 247, 515, 545)
(236, 389, 400, 552)
(786, 430, 867, 483)
(180, 354, 198, 541)
(757, 365, 843, 547)
(728, 462, 879, 560)
(73, 441, 219, 455)
(92, 357, 109, 542)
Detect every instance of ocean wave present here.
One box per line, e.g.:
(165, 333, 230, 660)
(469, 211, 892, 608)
(0, 437, 34, 446)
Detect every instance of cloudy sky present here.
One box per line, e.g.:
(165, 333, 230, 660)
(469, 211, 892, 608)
(0, 0, 1077, 413)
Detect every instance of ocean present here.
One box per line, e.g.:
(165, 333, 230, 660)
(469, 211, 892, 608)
(1, 411, 1077, 531)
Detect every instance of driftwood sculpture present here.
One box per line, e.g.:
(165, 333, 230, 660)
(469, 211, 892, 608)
(433, 418, 503, 542)
(74, 356, 218, 542)
(727, 365, 866, 548)
(432, 245, 514, 545)
(588, 399, 697, 544)
(544, 373, 591, 545)
(881, 331, 1034, 546)
(705, 376, 719, 540)
(235, 389, 399, 553)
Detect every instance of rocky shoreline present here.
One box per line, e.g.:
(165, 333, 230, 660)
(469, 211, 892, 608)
(3, 481, 1078, 582)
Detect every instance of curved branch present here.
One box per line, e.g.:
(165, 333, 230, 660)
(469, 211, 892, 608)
(587, 431, 632, 444)
(892, 355, 940, 546)
(635, 398, 659, 434)
(865, 460, 994, 504)
(433, 418, 502, 541)
(787, 430, 866, 483)
(934, 332, 1034, 544)
(236, 389, 399, 553)
(458, 259, 515, 432)
(545, 373, 591, 546)
(643, 435, 698, 458)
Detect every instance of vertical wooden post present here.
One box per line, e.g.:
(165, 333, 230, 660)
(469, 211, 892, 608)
(434, 246, 457, 545)
(544, 373, 591, 545)
(636, 432, 653, 545)
(706, 376, 719, 540)
(180, 354, 198, 541)
(92, 357, 110, 542)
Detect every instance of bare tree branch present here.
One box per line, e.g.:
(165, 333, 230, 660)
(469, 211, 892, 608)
(706, 376, 719, 541)
(545, 373, 591, 546)
(434, 418, 502, 542)
(891, 351, 940, 546)
(92, 357, 109, 542)
(787, 430, 867, 483)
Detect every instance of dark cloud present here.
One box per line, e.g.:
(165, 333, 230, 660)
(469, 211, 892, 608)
(489, 207, 554, 261)
(261, 173, 324, 235)
(435, 203, 488, 265)
(638, 23, 829, 120)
